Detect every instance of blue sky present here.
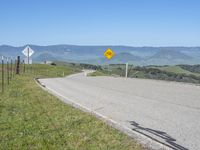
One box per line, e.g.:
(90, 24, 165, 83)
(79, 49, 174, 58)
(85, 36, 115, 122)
(0, 0, 199, 46)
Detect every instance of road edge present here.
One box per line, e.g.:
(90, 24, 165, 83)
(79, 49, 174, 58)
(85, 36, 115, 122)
(35, 78, 171, 150)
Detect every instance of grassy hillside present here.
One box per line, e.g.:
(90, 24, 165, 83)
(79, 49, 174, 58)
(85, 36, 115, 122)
(179, 65, 200, 73)
(152, 66, 192, 74)
(150, 66, 200, 76)
(89, 64, 200, 84)
(88, 70, 108, 76)
(0, 64, 142, 150)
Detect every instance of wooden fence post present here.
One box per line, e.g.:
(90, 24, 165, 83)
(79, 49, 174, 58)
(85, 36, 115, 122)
(16, 56, 20, 75)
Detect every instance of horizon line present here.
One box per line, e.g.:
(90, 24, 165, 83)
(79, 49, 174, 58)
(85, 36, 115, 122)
(1, 44, 200, 48)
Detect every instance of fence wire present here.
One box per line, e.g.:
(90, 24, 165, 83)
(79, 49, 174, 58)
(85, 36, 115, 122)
(0, 56, 17, 93)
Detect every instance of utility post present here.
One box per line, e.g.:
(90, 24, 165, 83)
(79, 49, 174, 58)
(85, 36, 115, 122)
(1, 56, 4, 93)
(125, 62, 128, 78)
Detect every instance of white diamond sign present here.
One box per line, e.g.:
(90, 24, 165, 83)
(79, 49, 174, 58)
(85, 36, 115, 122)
(22, 46, 34, 57)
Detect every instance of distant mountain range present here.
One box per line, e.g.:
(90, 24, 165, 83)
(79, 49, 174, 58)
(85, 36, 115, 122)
(0, 44, 200, 66)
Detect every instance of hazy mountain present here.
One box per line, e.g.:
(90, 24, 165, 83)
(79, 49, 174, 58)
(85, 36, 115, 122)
(80, 52, 141, 65)
(0, 44, 200, 65)
(34, 52, 57, 62)
(145, 50, 195, 65)
(106, 52, 141, 64)
(114, 52, 141, 61)
(149, 50, 192, 60)
(0, 45, 23, 57)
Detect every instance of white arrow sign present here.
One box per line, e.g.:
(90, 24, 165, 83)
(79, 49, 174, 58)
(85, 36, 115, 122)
(22, 46, 34, 57)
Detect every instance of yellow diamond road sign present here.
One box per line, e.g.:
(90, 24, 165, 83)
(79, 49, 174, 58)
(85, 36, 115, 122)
(104, 48, 115, 60)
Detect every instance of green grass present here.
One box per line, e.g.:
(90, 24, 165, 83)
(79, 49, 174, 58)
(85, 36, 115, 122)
(28, 64, 81, 78)
(153, 66, 196, 75)
(130, 71, 146, 78)
(91, 65, 200, 84)
(151, 66, 200, 77)
(0, 65, 13, 93)
(0, 64, 142, 150)
(88, 70, 108, 76)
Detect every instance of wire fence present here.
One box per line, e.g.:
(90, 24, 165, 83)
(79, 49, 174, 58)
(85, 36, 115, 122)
(0, 56, 18, 94)
(0, 56, 81, 94)
(0, 56, 40, 94)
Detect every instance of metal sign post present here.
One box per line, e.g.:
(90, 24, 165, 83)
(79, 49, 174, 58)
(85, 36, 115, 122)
(23, 60, 25, 73)
(22, 46, 34, 65)
(7, 57, 9, 85)
(10, 57, 13, 80)
(104, 48, 115, 75)
(1, 56, 4, 93)
(28, 47, 29, 65)
(125, 62, 128, 78)
(14, 58, 16, 76)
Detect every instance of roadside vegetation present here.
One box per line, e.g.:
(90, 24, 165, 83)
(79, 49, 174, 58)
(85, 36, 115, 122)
(0, 63, 142, 150)
(178, 64, 200, 73)
(90, 64, 200, 84)
(87, 70, 108, 76)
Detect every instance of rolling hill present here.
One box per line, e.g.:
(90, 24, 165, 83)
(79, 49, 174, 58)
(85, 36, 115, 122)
(0, 44, 200, 65)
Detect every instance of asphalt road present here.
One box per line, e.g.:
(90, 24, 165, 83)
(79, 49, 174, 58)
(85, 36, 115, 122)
(39, 71, 200, 150)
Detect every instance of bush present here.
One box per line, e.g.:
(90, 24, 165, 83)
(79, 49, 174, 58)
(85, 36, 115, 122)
(50, 62, 57, 66)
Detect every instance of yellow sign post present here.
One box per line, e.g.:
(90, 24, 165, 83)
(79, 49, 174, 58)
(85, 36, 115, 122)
(104, 48, 115, 60)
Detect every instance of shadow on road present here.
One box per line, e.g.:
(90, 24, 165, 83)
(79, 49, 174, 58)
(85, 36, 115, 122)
(129, 121, 188, 150)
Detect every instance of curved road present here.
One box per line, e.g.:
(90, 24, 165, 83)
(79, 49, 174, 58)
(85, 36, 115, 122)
(39, 71, 200, 150)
